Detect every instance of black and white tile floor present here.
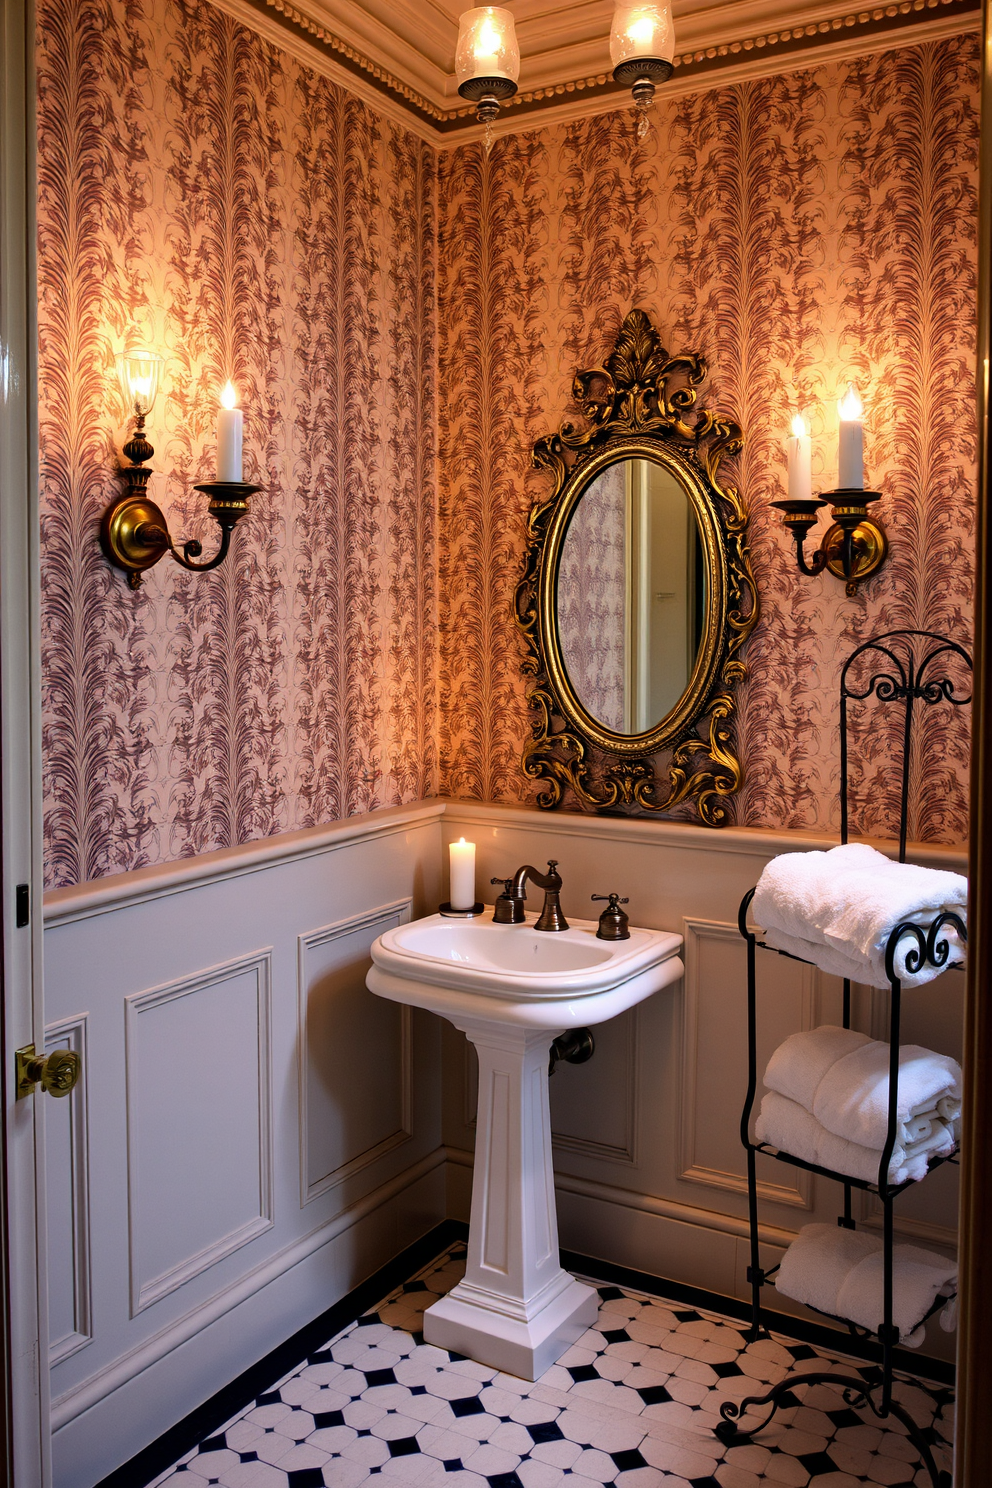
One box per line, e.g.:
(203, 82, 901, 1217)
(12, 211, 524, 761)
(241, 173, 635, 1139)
(153, 1243, 953, 1488)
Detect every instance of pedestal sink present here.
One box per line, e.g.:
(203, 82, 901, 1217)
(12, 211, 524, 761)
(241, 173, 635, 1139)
(367, 909, 683, 1380)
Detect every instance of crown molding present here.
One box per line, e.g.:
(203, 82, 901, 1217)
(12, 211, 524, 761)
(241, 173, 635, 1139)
(216, 0, 981, 144)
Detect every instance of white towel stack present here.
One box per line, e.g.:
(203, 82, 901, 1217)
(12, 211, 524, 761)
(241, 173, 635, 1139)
(775, 1223, 957, 1346)
(754, 1026, 961, 1186)
(752, 843, 967, 989)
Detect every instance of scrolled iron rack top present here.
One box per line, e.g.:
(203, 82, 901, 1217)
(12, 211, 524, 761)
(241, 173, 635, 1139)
(840, 631, 973, 707)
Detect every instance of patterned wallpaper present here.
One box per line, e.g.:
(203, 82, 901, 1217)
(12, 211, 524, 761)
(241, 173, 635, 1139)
(37, 0, 437, 889)
(37, 10, 979, 890)
(437, 34, 979, 845)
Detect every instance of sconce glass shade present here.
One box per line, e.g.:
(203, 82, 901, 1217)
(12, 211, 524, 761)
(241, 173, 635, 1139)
(455, 7, 520, 86)
(116, 350, 163, 417)
(610, 3, 675, 68)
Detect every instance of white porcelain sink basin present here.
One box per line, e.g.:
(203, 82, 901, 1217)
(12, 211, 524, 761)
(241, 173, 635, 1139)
(368, 910, 682, 1026)
(367, 905, 683, 1383)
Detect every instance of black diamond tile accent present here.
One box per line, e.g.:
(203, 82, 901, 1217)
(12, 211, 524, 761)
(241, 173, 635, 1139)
(448, 1351, 468, 1362)
(364, 1367, 397, 1388)
(487, 1475, 525, 1488)
(798, 1452, 841, 1475)
(307, 1349, 334, 1365)
(238, 1453, 258, 1464)
(370, 1471, 381, 1477)
(710, 1361, 744, 1378)
(388, 1437, 420, 1457)
(450, 1395, 485, 1417)
(601, 1328, 630, 1345)
(526, 1420, 564, 1444)
(410, 1386, 428, 1396)
(256, 1392, 281, 1407)
(175, 1468, 187, 1474)
(786, 1344, 819, 1361)
(637, 1384, 672, 1405)
(403, 1280, 429, 1292)
(313, 1409, 346, 1429)
(443, 1461, 464, 1473)
(198, 1437, 227, 1453)
(358, 1429, 372, 1437)
(611, 1449, 647, 1471)
(828, 1407, 866, 1429)
(287, 1473, 326, 1488)
(597, 1287, 626, 1300)
(566, 1364, 599, 1383)
(673, 1310, 701, 1323)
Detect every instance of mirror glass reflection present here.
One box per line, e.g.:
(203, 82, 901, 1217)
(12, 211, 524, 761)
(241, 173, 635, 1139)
(556, 457, 706, 735)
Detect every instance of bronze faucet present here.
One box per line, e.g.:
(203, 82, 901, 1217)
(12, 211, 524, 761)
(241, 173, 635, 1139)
(490, 860, 569, 931)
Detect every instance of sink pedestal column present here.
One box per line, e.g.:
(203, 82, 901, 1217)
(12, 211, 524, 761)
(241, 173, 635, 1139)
(424, 1018, 599, 1381)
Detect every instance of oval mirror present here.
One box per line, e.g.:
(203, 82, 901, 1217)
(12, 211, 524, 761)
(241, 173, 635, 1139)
(556, 456, 707, 736)
(517, 308, 758, 825)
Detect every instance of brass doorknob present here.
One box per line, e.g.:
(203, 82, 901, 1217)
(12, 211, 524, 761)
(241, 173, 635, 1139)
(15, 1044, 81, 1100)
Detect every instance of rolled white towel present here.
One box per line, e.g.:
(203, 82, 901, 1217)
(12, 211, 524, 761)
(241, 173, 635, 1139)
(765, 1027, 961, 1154)
(752, 843, 967, 989)
(754, 1091, 953, 1186)
(776, 1223, 957, 1347)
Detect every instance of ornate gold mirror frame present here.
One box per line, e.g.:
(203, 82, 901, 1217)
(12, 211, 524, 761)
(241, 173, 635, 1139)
(515, 309, 758, 826)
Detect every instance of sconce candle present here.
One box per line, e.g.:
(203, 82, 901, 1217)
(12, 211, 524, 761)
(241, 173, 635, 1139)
(787, 414, 812, 503)
(449, 838, 477, 912)
(217, 382, 243, 483)
(837, 384, 864, 490)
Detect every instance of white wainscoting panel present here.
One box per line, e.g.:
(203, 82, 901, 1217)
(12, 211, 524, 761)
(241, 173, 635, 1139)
(298, 900, 413, 1205)
(550, 1008, 638, 1164)
(679, 918, 815, 1209)
(46, 1015, 92, 1365)
(125, 951, 274, 1315)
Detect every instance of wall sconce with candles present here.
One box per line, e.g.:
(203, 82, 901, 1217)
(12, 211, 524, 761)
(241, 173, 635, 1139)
(102, 354, 260, 589)
(610, 3, 675, 138)
(455, 6, 519, 150)
(770, 386, 888, 597)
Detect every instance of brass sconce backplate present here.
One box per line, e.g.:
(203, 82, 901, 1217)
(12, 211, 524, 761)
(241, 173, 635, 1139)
(822, 516, 888, 591)
(101, 495, 172, 584)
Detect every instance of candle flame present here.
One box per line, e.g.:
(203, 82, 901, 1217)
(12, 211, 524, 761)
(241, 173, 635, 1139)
(474, 18, 502, 57)
(838, 384, 863, 422)
(627, 15, 656, 44)
(458, 837, 466, 845)
(221, 381, 237, 410)
(791, 414, 807, 439)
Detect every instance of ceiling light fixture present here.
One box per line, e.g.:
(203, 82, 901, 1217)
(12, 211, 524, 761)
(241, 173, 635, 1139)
(455, 6, 520, 151)
(610, 3, 675, 138)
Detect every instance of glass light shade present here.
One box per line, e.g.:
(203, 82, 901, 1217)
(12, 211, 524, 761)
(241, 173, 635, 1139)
(455, 7, 520, 85)
(116, 350, 163, 416)
(610, 3, 675, 67)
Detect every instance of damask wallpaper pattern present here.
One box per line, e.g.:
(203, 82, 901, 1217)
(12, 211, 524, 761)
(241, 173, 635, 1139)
(437, 34, 978, 844)
(37, 0, 438, 889)
(37, 9, 978, 890)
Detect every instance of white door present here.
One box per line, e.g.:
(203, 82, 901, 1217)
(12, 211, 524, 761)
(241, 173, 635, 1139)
(1, 0, 52, 1481)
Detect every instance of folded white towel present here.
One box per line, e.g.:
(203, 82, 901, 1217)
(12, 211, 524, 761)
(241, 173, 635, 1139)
(765, 1026, 962, 1156)
(776, 1223, 957, 1347)
(752, 843, 967, 988)
(755, 1091, 956, 1185)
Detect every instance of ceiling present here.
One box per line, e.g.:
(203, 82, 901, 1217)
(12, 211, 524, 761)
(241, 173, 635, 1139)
(229, 0, 980, 140)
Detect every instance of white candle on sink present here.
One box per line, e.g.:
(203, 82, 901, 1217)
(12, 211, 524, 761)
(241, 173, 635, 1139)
(449, 838, 476, 910)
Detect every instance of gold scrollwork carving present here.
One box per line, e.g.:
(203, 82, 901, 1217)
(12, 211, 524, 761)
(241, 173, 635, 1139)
(515, 308, 758, 826)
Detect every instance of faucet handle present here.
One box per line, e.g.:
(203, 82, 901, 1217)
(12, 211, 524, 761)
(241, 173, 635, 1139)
(491, 878, 525, 925)
(592, 893, 630, 941)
